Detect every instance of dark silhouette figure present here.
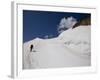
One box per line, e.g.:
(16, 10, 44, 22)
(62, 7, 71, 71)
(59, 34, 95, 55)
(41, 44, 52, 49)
(30, 44, 33, 52)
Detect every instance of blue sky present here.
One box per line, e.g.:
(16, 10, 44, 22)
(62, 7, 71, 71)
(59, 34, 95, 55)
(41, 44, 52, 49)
(23, 10, 90, 43)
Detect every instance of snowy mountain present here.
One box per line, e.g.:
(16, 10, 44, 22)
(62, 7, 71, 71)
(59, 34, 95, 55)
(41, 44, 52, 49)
(23, 25, 91, 69)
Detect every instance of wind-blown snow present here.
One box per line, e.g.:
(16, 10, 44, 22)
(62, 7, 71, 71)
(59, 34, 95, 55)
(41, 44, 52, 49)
(57, 17, 77, 33)
(23, 26, 91, 69)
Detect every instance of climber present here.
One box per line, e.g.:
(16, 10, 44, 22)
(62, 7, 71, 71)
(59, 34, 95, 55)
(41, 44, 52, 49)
(30, 44, 34, 52)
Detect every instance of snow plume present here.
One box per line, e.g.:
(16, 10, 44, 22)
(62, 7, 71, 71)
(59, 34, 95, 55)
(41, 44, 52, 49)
(57, 16, 77, 34)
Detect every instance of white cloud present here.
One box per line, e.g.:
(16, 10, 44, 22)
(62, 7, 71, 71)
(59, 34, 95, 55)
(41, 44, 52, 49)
(58, 16, 77, 34)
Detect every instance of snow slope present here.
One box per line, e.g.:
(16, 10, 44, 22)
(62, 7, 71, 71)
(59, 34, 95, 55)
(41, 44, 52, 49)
(23, 26, 91, 69)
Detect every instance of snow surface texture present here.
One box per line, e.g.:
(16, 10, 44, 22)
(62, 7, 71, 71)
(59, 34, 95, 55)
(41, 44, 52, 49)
(23, 26, 91, 69)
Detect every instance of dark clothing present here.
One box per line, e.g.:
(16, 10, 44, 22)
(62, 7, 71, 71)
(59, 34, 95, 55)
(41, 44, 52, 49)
(30, 45, 33, 52)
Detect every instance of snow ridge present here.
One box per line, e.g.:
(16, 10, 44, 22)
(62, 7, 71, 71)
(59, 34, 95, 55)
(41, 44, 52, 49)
(23, 26, 91, 69)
